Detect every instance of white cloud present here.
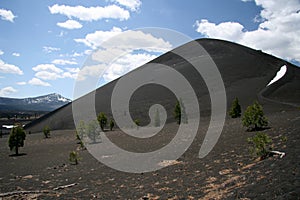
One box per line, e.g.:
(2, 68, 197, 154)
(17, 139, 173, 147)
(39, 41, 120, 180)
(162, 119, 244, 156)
(43, 46, 60, 53)
(28, 78, 51, 87)
(0, 86, 17, 96)
(49, 4, 130, 21)
(76, 29, 172, 81)
(57, 19, 82, 29)
(195, 19, 244, 42)
(0, 50, 3, 55)
(0, 59, 23, 75)
(52, 59, 78, 65)
(16, 81, 26, 85)
(241, 0, 252, 2)
(12, 52, 20, 57)
(32, 64, 63, 73)
(103, 53, 157, 82)
(35, 71, 62, 80)
(195, 0, 300, 63)
(77, 64, 106, 81)
(32, 64, 78, 81)
(75, 27, 172, 53)
(110, 0, 141, 11)
(0, 8, 16, 22)
(75, 27, 123, 49)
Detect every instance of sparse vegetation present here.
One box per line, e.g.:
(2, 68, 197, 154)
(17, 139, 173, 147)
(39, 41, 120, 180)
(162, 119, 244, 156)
(134, 119, 140, 126)
(154, 108, 160, 127)
(247, 132, 272, 159)
(134, 119, 140, 130)
(69, 151, 80, 165)
(87, 120, 98, 143)
(109, 119, 115, 131)
(43, 125, 51, 138)
(229, 97, 241, 118)
(280, 135, 288, 143)
(97, 112, 107, 131)
(242, 101, 268, 131)
(8, 125, 26, 156)
(174, 99, 187, 124)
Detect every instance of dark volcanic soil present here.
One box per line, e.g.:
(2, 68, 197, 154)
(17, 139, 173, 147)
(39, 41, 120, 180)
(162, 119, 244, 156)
(0, 108, 299, 199)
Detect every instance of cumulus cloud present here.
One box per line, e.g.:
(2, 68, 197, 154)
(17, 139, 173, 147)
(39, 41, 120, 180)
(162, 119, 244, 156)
(28, 78, 51, 87)
(0, 86, 17, 96)
(52, 59, 78, 65)
(103, 53, 157, 82)
(76, 29, 172, 82)
(12, 52, 20, 57)
(0, 8, 16, 22)
(0, 50, 3, 55)
(75, 27, 172, 52)
(43, 46, 60, 53)
(195, 0, 300, 63)
(57, 19, 82, 29)
(0, 59, 23, 75)
(110, 0, 142, 11)
(49, 4, 130, 21)
(32, 64, 78, 81)
(75, 27, 123, 49)
(16, 81, 26, 85)
(33, 64, 63, 73)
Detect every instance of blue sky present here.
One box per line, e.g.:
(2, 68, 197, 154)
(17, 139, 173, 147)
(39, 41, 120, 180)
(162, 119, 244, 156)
(0, 0, 299, 99)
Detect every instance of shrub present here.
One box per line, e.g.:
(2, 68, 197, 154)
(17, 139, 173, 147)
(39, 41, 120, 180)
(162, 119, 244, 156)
(109, 119, 115, 131)
(43, 125, 50, 138)
(134, 119, 140, 126)
(229, 97, 241, 118)
(154, 108, 160, 127)
(97, 112, 107, 131)
(8, 126, 26, 155)
(69, 151, 80, 165)
(174, 99, 187, 124)
(242, 101, 268, 131)
(247, 132, 272, 159)
(87, 120, 98, 143)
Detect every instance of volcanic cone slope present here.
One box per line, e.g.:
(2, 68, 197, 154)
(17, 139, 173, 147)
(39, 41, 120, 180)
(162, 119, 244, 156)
(24, 38, 299, 133)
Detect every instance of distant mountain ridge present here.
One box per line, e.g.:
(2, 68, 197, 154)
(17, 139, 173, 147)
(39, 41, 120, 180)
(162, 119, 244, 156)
(0, 93, 71, 112)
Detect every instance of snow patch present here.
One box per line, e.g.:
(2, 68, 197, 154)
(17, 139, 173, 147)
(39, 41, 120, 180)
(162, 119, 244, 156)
(267, 65, 287, 86)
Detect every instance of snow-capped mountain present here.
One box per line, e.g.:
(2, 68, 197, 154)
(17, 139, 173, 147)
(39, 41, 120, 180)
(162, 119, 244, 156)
(0, 93, 71, 111)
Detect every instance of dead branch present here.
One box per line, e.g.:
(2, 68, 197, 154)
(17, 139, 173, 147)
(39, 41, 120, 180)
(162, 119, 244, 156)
(0, 190, 51, 197)
(270, 150, 285, 158)
(53, 183, 77, 191)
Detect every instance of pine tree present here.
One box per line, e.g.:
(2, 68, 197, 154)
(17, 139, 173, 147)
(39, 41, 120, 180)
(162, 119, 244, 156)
(229, 97, 241, 118)
(154, 108, 160, 127)
(174, 99, 188, 124)
(8, 126, 26, 155)
(242, 101, 268, 131)
(109, 119, 115, 131)
(97, 112, 107, 131)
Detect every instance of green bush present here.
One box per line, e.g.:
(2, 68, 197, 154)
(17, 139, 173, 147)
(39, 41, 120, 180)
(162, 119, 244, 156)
(154, 108, 160, 127)
(134, 119, 140, 129)
(109, 119, 115, 131)
(69, 151, 80, 165)
(8, 126, 26, 155)
(229, 97, 241, 118)
(174, 99, 187, 124)
(97, 112, 107, 131)
(247, 132, 272, 159)
(43, 125, 50, 138)
(87, 120, 98, 143)
(242, 101, 268, 131)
